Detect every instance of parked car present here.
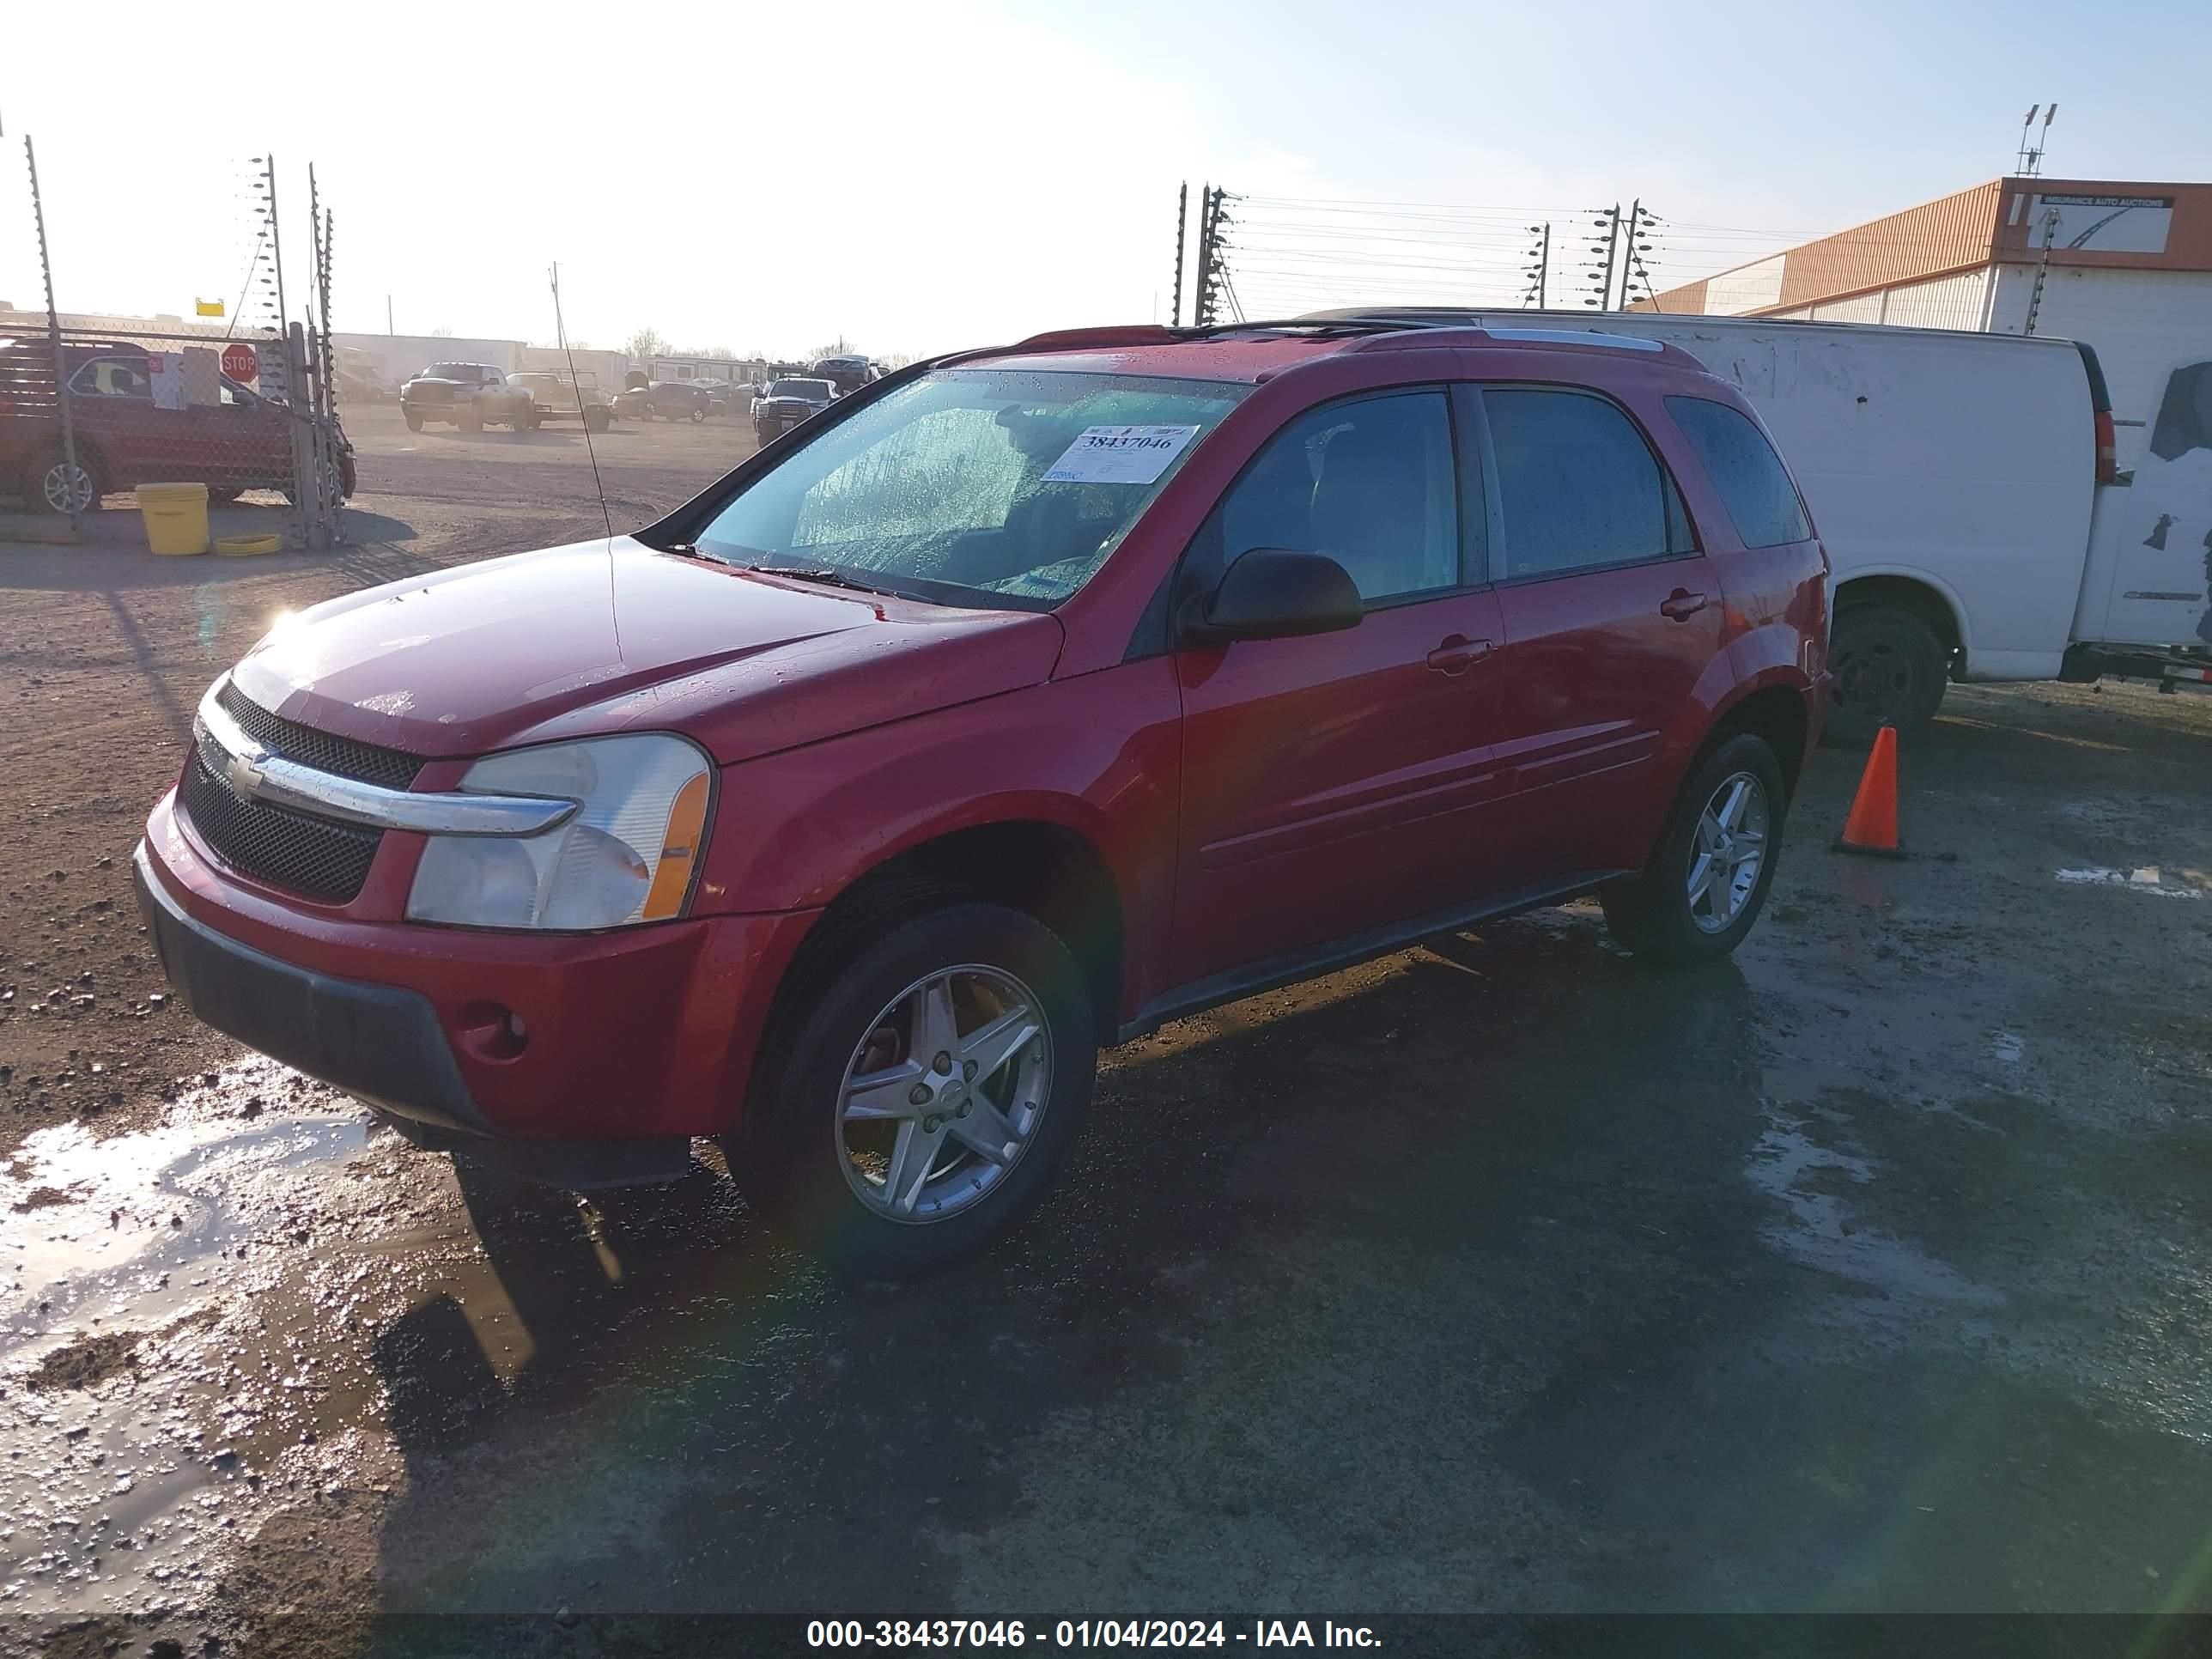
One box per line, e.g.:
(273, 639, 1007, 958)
(135, 319, 1826, 1277)
(703, 383, 748, 416)
(509, 371, 613, 433)
(611, 383, 653, 422)
(400, 362, 537, 433)
(0, 337, 356, 514)
(1311, 307, 2212, 741)
(810, 355, 880, 397)
(752, 376, 836, 444)
(647, 381, 712, 422)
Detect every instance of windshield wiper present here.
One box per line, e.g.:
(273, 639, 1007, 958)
(731, 562, 893, 597)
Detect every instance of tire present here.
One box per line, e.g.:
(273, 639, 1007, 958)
(688, 403, 706, 423)
(403, 409, 425, 433)
(1824, 605, 1948, 748)
(731, 902, 1097, 1279)
(26, 447, 100, 515)
(1601, 732, 1786, 967)
(584, 407, 611, 434)
(460, 405, 483, 434)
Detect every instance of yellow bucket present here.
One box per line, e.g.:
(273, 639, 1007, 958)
(213, 533, 283, 557)
(138, 482, 210, 556)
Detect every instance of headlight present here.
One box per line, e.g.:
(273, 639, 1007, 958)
(405, 734, 713, 931)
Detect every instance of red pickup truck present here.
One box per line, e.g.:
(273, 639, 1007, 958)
(137, 319, 1826, 1276)
(1, 337, 355, 513)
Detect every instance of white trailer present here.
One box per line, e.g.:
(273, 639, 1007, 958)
(1313, 308, 2212, 742)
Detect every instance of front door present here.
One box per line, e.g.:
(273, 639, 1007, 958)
(1173, 386, 1510, 988)
(1474, 385, 1725, 884)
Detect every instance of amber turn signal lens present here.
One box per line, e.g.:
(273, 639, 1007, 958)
(641, 771, 711, 921)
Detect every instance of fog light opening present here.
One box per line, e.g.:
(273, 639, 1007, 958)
(458, 1000, 529, 1061)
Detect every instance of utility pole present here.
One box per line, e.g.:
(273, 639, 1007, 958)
(1615, 199, 1640, 310)
(1522, 222, 1550, 308)
(1170, 182, 1188, 327)
(2022, 205, 2061, 337)
(25, 134, 83, 532)
(1194, 186, 1233, 327)
(386, 294, 394, 336)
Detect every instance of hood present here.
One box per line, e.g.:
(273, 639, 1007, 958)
(229, 538, 1065, 766)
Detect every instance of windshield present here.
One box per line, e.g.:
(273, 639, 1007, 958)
(423, 362, 479, 380)
(696, 367, 1249, 611)
(769, 379, 834, 400)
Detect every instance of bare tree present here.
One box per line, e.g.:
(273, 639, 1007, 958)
(625, 325, 669, 362)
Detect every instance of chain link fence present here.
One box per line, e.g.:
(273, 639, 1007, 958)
(5, 138, 347, 550)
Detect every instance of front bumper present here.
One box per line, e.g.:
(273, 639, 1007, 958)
(136, 791, 820, 1175)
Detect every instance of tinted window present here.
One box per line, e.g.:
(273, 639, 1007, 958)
(1668, 396, 1810, 548)
(1212, 390, 1459, 604)
(71, 356, 151, 399)
(1485, 388, 1674, 579)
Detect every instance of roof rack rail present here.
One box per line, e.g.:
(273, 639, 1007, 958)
(1004, 319, 1411, 353)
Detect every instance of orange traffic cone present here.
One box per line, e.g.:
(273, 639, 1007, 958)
(1834, 723, 1905, 859)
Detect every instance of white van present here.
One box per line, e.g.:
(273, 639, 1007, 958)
(1310, 307, 2212, 743)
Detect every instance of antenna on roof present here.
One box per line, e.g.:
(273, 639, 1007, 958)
(2015, 102, 2056, 177)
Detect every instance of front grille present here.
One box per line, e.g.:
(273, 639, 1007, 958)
(216, 680, 422, 789)
(179, 748, 383, 904)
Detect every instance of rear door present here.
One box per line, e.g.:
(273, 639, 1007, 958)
(1172, 386, 1510, 986)
(2084, 356, 2212, 648)
(1474, 383, 1724, 884)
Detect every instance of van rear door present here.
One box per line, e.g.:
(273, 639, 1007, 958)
(2076, 356, 2212, 649)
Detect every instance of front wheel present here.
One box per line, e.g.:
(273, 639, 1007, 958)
(732, 903, 1096, 1278)
(459, 405, 483, 434)
(688, 404, 707, 423)
(403, 408, 425, 432)
(1601, 732, 1785, 966)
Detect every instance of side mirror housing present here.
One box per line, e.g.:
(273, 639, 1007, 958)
(1182, 548, 1364, 644)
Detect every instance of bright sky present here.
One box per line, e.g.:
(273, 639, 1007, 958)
(3, 0, 2207, 360)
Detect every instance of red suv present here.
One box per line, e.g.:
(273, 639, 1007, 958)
(134, 319, 1826, 1275)
(1, 337, 356, 514)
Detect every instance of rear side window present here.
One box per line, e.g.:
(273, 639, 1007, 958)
(1484, 388, 1680, 579)
(1666, 396, 1811, 548)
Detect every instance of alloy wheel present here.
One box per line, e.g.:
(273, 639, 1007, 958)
(836, 964, 1052, 1224)
(41, 459, 94, 514)
(1686, 771, 1769, 933)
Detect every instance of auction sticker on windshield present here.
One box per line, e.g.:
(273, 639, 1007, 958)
(1043, 424, 1200, 484)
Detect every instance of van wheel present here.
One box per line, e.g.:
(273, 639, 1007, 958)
(1601, 732, 1785, 966)
(732, 903, 1095, 1279)
(1826, 605, 1948, 747)
(403, 409, 425, 432)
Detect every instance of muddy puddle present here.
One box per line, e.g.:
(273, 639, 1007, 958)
(0, 1061, 416, 1622)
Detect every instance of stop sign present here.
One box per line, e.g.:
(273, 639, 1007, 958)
(221, 342, 258, 382)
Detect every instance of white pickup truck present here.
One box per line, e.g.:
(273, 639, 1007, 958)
(1317, 307, 2212, 744)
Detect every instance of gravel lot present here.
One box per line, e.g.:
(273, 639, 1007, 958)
(3, 410, 2210, 1654)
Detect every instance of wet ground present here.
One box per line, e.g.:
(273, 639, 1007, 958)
(3, 654, 2210, 1650)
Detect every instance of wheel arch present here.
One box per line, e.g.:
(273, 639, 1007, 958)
(1699, 678, 1812, 801)
(775, 815, 1127, 1048)
(1833, 570, 1967, 676)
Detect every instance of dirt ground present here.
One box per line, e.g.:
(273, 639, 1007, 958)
(4, 412, 2212, 1655)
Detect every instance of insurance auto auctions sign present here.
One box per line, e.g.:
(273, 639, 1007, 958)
(2027, 193, 2175, 254)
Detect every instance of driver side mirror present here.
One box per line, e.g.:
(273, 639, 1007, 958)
(1180, 547, 1364, 645)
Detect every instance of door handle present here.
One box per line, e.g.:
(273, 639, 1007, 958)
(1660, 589, 1710, 622)
(1425, 635, 1495, 675)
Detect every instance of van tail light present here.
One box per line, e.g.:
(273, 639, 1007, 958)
(2094, 409, 2117, 484)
